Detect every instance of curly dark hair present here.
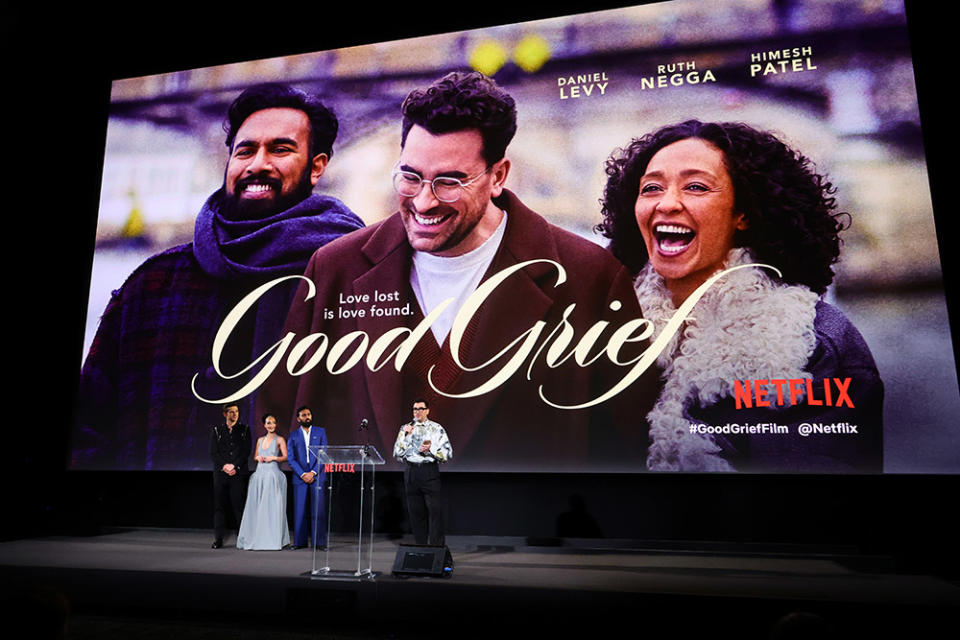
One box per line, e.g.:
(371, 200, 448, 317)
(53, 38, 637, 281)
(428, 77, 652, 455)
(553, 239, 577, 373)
(224, 83, 339, 159)
(401, 71, 517, 165)
(596, 120, 848, 294)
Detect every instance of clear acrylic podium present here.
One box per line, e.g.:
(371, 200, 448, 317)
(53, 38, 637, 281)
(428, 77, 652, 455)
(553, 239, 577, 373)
(308, 444, 385, 580)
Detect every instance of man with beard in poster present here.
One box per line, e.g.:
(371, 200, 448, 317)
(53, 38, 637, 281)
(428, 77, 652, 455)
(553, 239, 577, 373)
(74, 84, 364, 470)
(259, 71, 659, 472)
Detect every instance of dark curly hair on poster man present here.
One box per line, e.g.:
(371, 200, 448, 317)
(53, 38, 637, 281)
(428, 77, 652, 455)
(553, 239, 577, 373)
(400, 71, 517, 166)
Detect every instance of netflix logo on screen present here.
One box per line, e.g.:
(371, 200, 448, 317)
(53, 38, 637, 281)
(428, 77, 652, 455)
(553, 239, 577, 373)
(733, 378, 855, 410)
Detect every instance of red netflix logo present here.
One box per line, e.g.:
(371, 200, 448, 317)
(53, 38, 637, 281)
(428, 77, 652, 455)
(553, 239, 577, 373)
(324, 463, 356, 473)
(733, 378, 854, 410)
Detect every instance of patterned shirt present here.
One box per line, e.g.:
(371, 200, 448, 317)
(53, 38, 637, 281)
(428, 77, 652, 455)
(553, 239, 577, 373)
(393, 418, 453, 465)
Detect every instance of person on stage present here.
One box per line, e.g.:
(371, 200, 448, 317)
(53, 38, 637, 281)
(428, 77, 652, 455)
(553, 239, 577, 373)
(286, 405, 328, 549)
(209, 403, 251, 548)
(598, 119, 883, 473)
(394, 398, 452, 546)
(237, 413, 290, 550)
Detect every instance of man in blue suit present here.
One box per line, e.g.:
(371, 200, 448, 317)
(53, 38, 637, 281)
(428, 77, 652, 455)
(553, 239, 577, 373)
(287, 405, 328, 549)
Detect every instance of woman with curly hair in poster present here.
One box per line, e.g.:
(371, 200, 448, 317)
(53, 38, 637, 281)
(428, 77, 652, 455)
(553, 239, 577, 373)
(598, 120, 883, 473)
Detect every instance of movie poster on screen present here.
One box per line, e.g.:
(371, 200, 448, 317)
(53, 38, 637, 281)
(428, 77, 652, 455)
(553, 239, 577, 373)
(71, 0, 960, 474)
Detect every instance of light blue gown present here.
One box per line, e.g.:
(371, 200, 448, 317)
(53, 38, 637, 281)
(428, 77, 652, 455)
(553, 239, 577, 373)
(237, 437, 291, 550)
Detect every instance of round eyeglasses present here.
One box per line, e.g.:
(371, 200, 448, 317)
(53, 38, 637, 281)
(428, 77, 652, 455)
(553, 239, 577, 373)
(392, 166, 490, 203)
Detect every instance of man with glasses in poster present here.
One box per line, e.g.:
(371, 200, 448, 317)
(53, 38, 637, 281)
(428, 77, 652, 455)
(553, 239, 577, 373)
(260, 71, 657, 472)
(394, 399, 452, 545)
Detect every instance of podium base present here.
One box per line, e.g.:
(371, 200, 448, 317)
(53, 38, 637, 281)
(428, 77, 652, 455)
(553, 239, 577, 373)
(305, 568, 380, 581)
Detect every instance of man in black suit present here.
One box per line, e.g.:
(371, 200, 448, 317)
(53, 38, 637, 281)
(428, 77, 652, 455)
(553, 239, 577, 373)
(209, 403, 251, 548)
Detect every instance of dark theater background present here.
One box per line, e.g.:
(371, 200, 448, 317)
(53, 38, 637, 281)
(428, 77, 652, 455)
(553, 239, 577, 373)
(5, 1, 958, 638)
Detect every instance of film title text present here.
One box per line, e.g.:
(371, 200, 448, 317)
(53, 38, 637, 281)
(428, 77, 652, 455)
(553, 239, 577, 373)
(192, 263, 776, 410)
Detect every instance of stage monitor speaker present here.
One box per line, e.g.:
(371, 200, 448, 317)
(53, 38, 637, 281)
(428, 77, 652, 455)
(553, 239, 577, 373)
(392, 544, 453, 578)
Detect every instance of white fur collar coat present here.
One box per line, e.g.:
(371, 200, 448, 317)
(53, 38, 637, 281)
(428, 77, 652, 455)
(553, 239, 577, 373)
(635, 248, 821, 471)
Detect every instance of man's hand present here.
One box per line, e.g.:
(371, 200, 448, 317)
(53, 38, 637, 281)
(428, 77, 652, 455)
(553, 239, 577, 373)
(419, 439, 432, 453)
(222, 463, 237, 476)
(302, 471, 316, 484)
(403, 423, 414, 435)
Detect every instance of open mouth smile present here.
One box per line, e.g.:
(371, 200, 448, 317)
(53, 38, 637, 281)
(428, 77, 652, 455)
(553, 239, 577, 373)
(412, 210, 453, 227)
(238, 179, 280, 198)
(653, 223, 695, 255)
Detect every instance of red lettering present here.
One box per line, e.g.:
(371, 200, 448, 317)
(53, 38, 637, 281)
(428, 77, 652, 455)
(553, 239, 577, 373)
(805, 378, 823, 406)
(731, 377, 852, 409)
(834, 378, 854, 408)
(770, 379, 788, 405)
(325, 463, 357, 473)
(789, 379, 805, 405)
(734, 380, 753, 409)
(754, 379, 770, 407)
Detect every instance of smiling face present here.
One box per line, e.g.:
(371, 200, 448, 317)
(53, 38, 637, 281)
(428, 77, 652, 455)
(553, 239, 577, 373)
(264, 416, 277, 433)
(635, 137, 747, 304)
(224, 107, 327, 218)
(397, 126, 509, 257)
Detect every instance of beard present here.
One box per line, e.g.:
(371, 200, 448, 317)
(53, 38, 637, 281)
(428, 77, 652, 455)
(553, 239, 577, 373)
(220, 165, 315, 220)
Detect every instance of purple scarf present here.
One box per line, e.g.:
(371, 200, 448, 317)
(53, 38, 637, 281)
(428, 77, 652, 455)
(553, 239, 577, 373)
(194, 189, 362, 279)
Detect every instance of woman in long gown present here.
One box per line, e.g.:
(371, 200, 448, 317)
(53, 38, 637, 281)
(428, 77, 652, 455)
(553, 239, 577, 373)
(237, 414, 291, 550)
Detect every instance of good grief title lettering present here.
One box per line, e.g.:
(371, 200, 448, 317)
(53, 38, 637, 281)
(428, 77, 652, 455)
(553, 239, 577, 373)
(191, 263, 797, 409)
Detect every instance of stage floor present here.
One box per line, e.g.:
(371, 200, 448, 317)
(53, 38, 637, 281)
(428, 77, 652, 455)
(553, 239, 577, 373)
(2, 528, 958, 638)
